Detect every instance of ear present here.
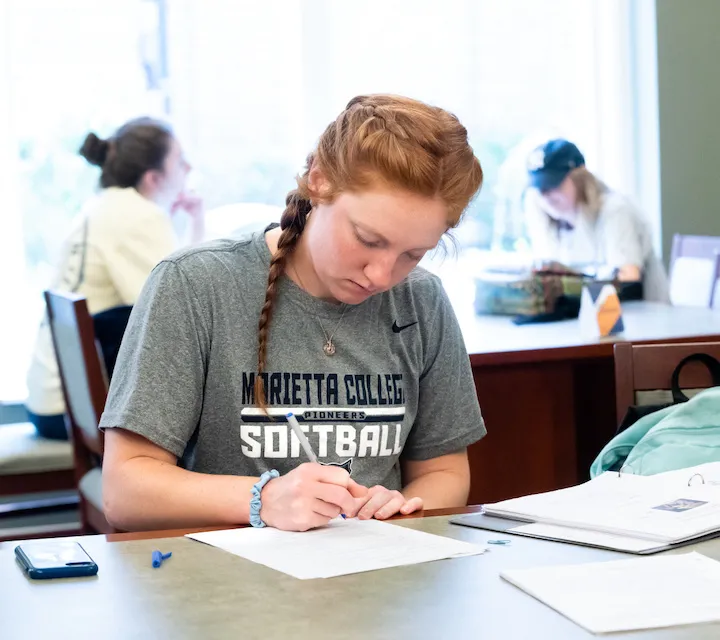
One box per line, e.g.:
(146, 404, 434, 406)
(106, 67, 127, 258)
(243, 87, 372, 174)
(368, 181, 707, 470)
(140, 168, 165, 193)
(307, 164, 332, 202)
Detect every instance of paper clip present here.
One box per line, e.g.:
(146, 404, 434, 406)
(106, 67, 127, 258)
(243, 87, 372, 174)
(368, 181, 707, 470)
(487, 539, 511, 545)
(152, 550, 172, 568)
(688, 473, 706, 487)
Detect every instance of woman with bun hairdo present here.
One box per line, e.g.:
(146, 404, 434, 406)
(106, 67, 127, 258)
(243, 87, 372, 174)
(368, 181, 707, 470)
(25, 117, 203, 440)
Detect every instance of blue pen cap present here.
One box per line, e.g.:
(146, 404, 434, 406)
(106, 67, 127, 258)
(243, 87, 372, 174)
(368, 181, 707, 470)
(152, 550, 172, 568)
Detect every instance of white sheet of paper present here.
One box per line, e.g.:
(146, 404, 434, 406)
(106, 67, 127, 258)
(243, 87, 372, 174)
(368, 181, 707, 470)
(501, 552, 720, 634)
(511, 523, 661, 553)
(186, 518, 485, 579)
(653, 461, 720, 486)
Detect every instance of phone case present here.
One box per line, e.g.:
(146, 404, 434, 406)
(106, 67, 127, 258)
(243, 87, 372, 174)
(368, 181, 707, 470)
(15, 542, 99, 579)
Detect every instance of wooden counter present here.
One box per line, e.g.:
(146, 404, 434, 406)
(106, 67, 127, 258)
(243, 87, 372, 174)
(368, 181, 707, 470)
(461, 302, 720, 504)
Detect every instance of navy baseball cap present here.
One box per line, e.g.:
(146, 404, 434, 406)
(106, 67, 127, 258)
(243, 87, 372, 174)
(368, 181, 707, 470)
(527, 139, 586, 192)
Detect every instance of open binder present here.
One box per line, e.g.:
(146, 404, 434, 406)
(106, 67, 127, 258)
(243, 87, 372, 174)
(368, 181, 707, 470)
(451, 462, 720, 555)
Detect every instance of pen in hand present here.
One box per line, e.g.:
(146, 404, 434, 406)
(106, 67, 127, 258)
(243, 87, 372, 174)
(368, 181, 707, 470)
(286, 412, 346, 519)
(286, 412, 318, 463)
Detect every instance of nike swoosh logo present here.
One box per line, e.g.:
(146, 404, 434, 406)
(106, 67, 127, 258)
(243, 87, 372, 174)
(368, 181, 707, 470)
(392, 320, 418, 333)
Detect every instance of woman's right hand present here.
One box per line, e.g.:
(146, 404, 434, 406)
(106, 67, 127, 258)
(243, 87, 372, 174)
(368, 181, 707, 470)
(259, 463, 367, 531)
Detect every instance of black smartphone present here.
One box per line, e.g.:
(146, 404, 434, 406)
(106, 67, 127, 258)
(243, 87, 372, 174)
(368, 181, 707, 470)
(15, 541, 99, 580)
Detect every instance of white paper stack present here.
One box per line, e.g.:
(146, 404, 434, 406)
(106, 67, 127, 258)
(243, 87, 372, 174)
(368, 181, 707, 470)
(501, 552, 720, 634)
(482, 462, 720, 548)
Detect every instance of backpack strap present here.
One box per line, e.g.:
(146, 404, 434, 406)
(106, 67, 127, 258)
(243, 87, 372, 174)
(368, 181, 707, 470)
(70, 217, 89, 293)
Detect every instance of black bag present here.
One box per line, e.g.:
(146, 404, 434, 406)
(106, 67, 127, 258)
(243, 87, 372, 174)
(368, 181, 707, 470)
(93, 305, 133, 379)
(616, 352, 720, 435)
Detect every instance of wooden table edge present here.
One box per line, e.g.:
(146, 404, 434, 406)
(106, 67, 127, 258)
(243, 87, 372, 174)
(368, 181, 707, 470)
(104, 505, 484, 542)
(468, 332, 720, 367)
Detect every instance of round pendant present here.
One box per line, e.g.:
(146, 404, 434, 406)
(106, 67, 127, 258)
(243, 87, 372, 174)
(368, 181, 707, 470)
(323, 340, 336, 356)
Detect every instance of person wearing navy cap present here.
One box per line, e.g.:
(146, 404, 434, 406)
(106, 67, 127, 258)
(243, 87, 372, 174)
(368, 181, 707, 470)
(524, 139, 669, 302)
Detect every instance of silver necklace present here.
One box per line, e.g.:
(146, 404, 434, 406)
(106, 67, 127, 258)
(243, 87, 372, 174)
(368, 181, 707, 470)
(291, 265, 348, 356)
(318, 306, 348, 356)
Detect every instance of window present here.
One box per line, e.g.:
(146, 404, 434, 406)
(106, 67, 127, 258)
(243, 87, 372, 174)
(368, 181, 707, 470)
(170, 0, 630, 249)
(0, 0, 643, 401)
(0, 0, 166, 401)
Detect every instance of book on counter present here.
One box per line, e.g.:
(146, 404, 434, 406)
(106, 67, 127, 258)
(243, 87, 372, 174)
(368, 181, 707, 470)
(452, 462, 720, 554)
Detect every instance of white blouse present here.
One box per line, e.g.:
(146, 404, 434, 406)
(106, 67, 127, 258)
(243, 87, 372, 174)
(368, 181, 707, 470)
(527, 190, 670, 302)
(26, 187, 177, 416)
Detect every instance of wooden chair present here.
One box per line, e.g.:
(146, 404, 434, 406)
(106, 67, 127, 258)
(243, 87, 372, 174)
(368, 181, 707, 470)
(0, 422, 75, 497)
(44, 290, 116, 534)
(614, 340, 720, 425)
(0, 419, 78, 541)
(669, 234, 720, 307)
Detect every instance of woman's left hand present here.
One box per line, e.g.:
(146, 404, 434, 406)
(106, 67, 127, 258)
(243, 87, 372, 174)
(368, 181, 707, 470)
(352, 485, 423, 520)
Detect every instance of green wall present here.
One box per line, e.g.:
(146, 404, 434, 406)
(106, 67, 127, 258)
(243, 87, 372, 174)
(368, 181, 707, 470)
(656, 0, 720, 260)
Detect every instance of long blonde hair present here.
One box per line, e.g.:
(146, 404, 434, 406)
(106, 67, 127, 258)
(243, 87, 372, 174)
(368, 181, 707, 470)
(565, 166, 608, 220)
(254, 94, 484, 409)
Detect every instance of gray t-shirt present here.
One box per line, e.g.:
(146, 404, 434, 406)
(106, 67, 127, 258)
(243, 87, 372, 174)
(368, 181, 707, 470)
(100, 229, 486, 490)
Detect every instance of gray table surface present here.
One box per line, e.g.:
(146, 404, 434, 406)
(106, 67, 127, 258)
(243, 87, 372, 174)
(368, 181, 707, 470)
(2, 515, 720, 639)
(460, 301, 720, 356)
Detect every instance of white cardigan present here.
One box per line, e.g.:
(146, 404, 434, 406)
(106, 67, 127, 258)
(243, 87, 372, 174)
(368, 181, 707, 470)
(26, 187, 176, 416)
